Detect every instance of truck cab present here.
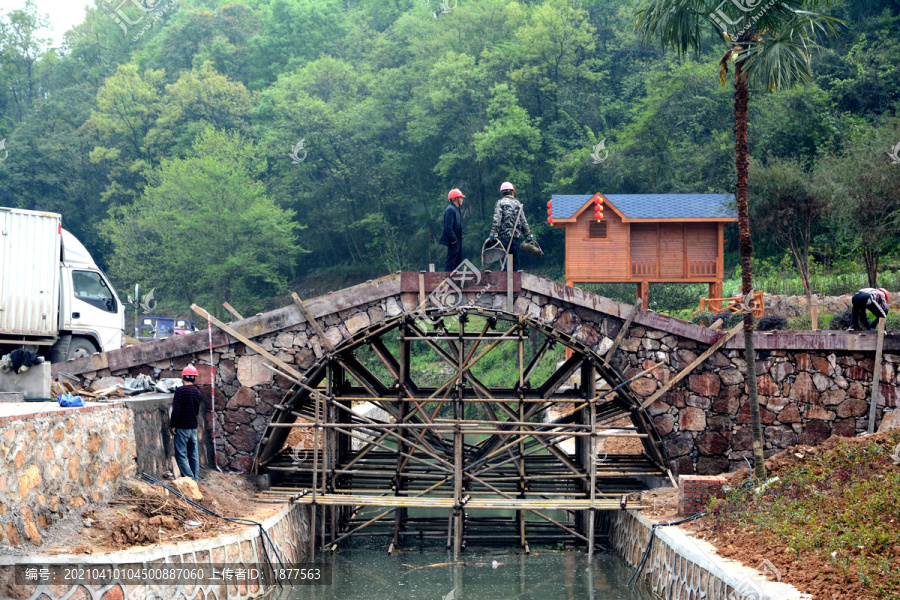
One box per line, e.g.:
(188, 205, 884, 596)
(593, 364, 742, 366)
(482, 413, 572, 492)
(57, 230, 125, 359)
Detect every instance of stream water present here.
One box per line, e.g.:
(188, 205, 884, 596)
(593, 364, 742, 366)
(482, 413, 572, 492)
(272, 548, 659, 600)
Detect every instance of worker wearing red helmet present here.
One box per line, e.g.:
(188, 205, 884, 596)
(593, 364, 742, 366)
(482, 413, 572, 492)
(488, 182, 534, 271)
(170, 364, 204, 481)
(439, 188, 465, 272)
(849, 287, 890, 331)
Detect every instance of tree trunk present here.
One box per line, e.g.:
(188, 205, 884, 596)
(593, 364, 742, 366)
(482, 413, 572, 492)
(734, 62, 766, 480)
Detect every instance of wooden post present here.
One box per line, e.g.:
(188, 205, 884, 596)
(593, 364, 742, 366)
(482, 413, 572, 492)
(291, 292, 334, 352)
(506, 256, 514, 313)
(222, 302, 244, 321)
(418, 272, 427, 315)
(605, 299, 642, 362)
(641, 323, 742, 409)
(811, 294, 818, 331)
(868, 318, 886, 434)
(585, 358, 597, 558)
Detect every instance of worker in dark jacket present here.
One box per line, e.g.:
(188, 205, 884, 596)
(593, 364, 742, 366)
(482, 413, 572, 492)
(439, 188, 465, 272)
(850, 287, 890, 330)
(488, 181, 533, 271)
(170, 364, 203, 481)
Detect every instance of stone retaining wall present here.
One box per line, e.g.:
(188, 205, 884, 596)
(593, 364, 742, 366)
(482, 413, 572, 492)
(125, 394, 210, 479)
(56, 273, 900, 475)
(763, 291, 900, 319)
(606, 509, 806, 599)
(0, 404, 135, 547)
(0, 502, 311, 600)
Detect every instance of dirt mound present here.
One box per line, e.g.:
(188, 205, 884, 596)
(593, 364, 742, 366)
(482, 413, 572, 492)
(95, 472, 262, 551)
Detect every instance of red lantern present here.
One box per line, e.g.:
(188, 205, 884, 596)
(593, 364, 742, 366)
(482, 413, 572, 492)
(547, 216, 553, 224)
(594, 210, 603, 220)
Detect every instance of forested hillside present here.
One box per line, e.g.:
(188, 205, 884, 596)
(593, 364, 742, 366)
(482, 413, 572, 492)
(0, 0, 898, 316)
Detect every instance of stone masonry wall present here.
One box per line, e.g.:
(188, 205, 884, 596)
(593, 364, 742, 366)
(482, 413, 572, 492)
(126, 394, 209, 479)
(0, 404, 136, 547)
(68, 281, 900, 475)
(763, 291, 900, 319)
(0, 502, 310, 600)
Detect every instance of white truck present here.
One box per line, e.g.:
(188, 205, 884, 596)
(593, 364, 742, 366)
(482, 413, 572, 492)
(0, 207, 125, 362)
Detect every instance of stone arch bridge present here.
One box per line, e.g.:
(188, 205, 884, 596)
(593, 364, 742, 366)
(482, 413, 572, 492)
(54, 271, 900, 479)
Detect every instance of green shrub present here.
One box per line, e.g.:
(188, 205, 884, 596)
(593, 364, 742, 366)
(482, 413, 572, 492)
(830, 309, 853, 330)
(789, 314, 812, 330)
(756, 314, 789, 331)
(885, 313, 900, 331)
(691, 310, 715, 327)
(719, 311, 752, 329)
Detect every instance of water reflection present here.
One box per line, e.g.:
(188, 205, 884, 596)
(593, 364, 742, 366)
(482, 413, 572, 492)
(274, 549, 659, 600)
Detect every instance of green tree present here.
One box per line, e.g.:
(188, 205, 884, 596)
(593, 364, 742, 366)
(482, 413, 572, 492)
(751, 158, 826, 305)
(104, 128, 302, 314)
(636, 0, 843, 479)
(814, 120, 900, 287)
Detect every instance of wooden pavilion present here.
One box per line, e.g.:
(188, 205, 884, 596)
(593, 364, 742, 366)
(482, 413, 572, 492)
(549, 193, 737, 308)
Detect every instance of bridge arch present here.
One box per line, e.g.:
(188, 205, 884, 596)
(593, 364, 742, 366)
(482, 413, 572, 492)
(253, 305, 670, 555)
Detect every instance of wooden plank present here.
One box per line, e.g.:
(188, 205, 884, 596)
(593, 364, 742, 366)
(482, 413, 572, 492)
(191, 304, 308, 383)
(605, 299, 642, 362)
(222, 302, 244, 321)
(291, 292, 334, 351)
(724, 330, 900, 352)
(641, 323, 742, 409)
(868, 318, 886, 434)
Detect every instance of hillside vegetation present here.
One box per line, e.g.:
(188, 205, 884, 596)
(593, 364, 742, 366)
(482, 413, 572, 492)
(0, 0, 898, 317)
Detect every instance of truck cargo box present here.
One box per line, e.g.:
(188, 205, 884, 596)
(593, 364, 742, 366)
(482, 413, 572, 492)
(0, 207, 61, 337)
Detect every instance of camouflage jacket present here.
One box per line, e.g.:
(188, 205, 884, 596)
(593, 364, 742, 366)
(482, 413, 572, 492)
(489, 196, 532, 241)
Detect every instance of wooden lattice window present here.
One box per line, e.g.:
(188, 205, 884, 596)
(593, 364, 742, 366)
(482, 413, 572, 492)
(588, 221, 607, 239)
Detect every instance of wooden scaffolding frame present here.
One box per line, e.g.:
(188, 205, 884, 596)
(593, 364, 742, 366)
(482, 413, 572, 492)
(251, 306, 670, 559)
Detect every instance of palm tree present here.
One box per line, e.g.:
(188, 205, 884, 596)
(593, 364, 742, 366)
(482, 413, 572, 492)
(635, 1, 842, 480)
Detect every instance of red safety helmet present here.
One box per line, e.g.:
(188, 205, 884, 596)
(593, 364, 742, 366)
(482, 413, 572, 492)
(448, 188, 465, 201)
(500, 182, 515, 193)
(182, 364, 199, 378)
(879, 288, 889, 300)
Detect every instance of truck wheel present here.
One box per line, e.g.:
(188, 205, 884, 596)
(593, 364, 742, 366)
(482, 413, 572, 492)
(66, 338, 97, 360)
(49, 335, 72, 363)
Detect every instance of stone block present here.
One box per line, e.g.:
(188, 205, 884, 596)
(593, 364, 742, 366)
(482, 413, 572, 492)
(274, 333, 294, 348)
(653, 414, 674, 436)
(665, 433, 694, 457)
(757, 374, 778, 396)
(789, 372, 819, 404)
(344, 312, 371, 334)
(798, 420, 831, 445)
(687, 372, 720, 397)
(236, 355, 274, 388)
(806, 406, 835, 421)
(821, 389, 846, 406)
(680, 407, 706, 431)
(878, 410, 900, 432)
(777, 404, 800, 424)
(835, 398, 867, 419)
(227, 387, 257, 410)
(696, 432, 728, 455)
(719, 369, 743, 386)
(0, 362, 50, 399)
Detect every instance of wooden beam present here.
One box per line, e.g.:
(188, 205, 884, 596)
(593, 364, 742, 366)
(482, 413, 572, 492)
(640, 323, 742, 409)
(222, 302, 244, 321)
(868, 318, 886, 434)
(604, 298, 642, 362)
(291, 292, 334, 351)
(191, 304, 308, 383)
